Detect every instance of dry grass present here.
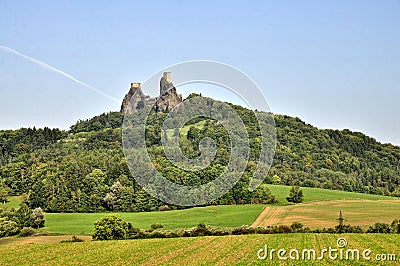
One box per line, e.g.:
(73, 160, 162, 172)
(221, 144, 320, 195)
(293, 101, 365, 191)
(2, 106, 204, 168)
(252, 199, 400, 229)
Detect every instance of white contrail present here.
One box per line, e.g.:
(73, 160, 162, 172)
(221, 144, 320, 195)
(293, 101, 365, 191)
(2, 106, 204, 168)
(0, 45, 120, 103)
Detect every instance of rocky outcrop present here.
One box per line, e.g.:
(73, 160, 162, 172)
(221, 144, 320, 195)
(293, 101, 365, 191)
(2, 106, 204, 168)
(120, 83, 156, 114)
(120, 72, 182, 114)
(155, 86, 182, 112)
(155, 72, 182, 112)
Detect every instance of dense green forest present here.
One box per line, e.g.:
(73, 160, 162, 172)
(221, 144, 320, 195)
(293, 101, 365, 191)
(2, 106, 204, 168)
(0, 95, 399, 212)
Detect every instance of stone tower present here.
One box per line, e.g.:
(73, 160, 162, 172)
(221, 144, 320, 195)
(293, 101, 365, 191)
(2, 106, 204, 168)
(130, 82, 141, 89)
(160, 72, 174, 96)
(163, 72, 171, 83)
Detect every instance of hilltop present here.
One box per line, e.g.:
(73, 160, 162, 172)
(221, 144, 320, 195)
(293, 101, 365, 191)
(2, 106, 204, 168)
(0, 74, 399, 212)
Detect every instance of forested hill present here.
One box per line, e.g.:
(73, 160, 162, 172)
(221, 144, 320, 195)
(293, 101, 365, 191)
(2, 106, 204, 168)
(0, 96, 399, 212)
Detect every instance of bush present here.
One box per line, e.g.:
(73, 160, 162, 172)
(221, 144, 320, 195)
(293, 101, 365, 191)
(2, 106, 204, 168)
(92, 215, 130, 240)
(193, 222, 210, 236)
(286, 186, 304, 203)
(150, 223, 164, 230)
(367, 222, 393, 233)
(290, 222, 303, 232)
(390, 219, 400, 234)
(19, 227, 36, 237)
(337, 225, 364, 233)
(277, 225, 292, 233)
(127, 222, 140, 237)
(0, 218, 20, 237)
(61, 235, 84, 243)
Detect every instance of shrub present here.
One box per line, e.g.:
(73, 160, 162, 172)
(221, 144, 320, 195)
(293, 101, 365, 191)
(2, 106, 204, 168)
(367, 222, 392, 233)
(0, 218, 20, 237)
(277, 225, 292, 233)
(290, 222, 304, 232)
(19, 227, 36, 237)
(390, 219, 400, 234)
(92, 215, 130, 240)
(61, 235, 84, 243)
(193, 222, 210, 236)
(127, 222, 140, 237)
(150, 223, 164, 230)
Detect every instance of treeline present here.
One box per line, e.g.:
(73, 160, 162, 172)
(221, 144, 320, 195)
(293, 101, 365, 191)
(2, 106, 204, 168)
(0, 95, 399, 212)
(70, 112, 123, 134)
(0, 127, 66, 166)
(271, 114, 400, 196)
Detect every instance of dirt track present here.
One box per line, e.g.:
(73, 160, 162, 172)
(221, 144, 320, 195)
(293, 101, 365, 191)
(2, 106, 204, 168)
(0, 235, 92, 246)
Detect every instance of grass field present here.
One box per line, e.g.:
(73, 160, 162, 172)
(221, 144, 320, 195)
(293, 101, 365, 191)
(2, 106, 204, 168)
(266, 184, 397, 205)
(42, 186, 399, 235)
(43, 204, 265, 235)
(1, 195, 23, 209)
(0, 234, 398, 265)
(165, 120, 208, 138)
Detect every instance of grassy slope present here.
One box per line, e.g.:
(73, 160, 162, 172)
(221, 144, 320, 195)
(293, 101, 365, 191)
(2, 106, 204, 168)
(165, 120, 207, 138)
(43, 204, 265, 235)
(1, 234, 398, 265)
(1, 195, 23, 209)
(267, 184, 397, 205)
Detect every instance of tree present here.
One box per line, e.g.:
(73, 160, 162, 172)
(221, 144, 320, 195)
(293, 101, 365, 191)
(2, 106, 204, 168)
(251, 184, 277, 204)
(17, 203, 34, 228)
(0, 185, 10, 204)
(31, 207, 45, 229)
(286, 186, 304, 203)
(92, 215, 129, 240)
(103, 181, 122, 211)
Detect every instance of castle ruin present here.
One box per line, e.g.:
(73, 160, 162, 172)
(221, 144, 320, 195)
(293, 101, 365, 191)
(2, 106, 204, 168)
(120, 72, 182, 114)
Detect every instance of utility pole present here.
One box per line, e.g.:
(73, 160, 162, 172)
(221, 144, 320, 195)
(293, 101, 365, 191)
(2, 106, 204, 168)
(338, 210, 344, 232)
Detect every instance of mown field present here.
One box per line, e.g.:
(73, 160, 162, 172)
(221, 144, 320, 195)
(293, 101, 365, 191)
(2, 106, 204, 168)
(0, 234, 398, 265)
(254, 185, 400, 229)
(43, 204, 265, 235)
(252, 199, 400, 229)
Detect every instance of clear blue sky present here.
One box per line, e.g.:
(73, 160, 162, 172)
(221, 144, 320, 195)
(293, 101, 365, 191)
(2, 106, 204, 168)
(0, 0, 399, 145)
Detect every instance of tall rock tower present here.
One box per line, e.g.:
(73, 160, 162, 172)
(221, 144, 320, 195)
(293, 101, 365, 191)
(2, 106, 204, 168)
(156, 72, 182, 112)
(159, 72, 173, 96)
(121, 82, 143, 114)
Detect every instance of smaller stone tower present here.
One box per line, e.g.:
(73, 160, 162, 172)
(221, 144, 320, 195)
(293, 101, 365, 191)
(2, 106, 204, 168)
(160, 72, 173, 96)
(130, 82, 141, 88)
(163, 72, 171, 83)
